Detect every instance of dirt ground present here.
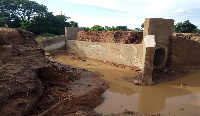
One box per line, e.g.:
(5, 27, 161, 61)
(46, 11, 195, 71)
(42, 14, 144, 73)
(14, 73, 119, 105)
(77, 31, 143, 44)
(0, 28, 149, 116)
(173, 33, 200, 42)
(0, 28, 109, 116)
(27, 56, 109, 116)
(2, 28, 194, 116)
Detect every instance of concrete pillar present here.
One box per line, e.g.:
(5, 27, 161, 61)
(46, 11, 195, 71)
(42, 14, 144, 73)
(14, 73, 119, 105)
(65, 27, 84, 52)
(140, 18, 174, 85)
(143, 18, 174, 68)
(142, 35, 156, 84)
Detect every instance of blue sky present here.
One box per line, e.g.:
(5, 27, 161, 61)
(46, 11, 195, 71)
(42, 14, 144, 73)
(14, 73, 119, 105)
(33, 0, 200, 29)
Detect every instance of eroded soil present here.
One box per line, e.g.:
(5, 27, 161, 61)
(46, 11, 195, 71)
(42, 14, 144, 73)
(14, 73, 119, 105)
(54, 53, 200, 116)
(0, 28, 109, 116)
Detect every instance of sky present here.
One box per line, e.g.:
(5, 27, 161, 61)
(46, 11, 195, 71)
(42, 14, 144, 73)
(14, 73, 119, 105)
(33, 0, 200, 29)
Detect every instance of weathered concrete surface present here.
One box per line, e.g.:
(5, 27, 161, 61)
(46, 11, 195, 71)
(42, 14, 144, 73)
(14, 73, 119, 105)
(141, 35, 156, 84)
(35, 35, 66, 52)
(77, 31, 143, 44)
(143, 18, 174, 68)
(137, 18, 174, 85)
(170, 36, 200, 68)
(67, 40, 143, 69)
(65, 27, 84, 40)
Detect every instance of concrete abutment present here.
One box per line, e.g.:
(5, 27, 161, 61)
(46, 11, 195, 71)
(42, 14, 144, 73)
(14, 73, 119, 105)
(141, 18, 174, 85)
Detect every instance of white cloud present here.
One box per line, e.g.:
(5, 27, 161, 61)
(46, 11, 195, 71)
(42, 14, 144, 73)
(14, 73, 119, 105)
(172, 9, 194, 14)
(67, 13, 144, 29)
(61, 0, 200, 28)
(62, 0, 200, 13)
(173, 9, 185, 14)
(61, 0, 118, 11)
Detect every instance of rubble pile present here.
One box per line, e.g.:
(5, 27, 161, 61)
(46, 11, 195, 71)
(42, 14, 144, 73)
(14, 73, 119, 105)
(77, 31, 143, 44)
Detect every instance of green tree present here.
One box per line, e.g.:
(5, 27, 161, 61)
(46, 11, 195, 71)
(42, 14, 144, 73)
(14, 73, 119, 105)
(193, 28, 200, 34)
(0, 0, 48, 28)
(83, 27, 90, 31)
(0, 17, 7, 27)
(116, 26, 127, 31)
(174, 20, 197, 33)
(89, 25, 105, 31)
(104, 26, 117, 31)
(141, 23, 144, 28)
(69, 21, 78, 27)
(28, 12, 70, 35)
(86, 25, 133, 31)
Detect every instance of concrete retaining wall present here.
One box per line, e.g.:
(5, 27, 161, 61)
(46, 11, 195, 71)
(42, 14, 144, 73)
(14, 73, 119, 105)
(170, 37, 200, 68)
(35, 35, 66, 52)
(65, 27, 84, 40)
(66, 40, 143, 68)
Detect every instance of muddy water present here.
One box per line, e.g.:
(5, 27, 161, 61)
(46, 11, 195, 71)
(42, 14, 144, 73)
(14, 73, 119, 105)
(54, 54, 200, 115)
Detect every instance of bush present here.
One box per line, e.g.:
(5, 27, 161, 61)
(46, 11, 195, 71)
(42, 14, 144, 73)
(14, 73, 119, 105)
(36, 33, 56, 38)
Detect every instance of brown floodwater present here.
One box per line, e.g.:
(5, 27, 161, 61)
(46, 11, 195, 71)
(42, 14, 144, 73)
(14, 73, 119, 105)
(54, 53, 200, 116)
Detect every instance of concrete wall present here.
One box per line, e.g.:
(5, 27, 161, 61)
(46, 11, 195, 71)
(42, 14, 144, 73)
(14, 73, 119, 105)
(170, 37, 200, 68)
(66, 40, 143, 68)
(65, 27, 84, 40)
(140, 18, 174, 84)
(143, 18, 174, 68)
(35, 35, 66, 52)
(142, 35, 156, 83)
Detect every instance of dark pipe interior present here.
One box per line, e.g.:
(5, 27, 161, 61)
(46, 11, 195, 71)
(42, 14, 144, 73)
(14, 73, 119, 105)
(153, 48, 166, 68)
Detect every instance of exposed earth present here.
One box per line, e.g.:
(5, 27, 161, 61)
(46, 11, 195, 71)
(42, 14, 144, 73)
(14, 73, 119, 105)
(0, 28, 109, 116)
(0, 28, 147, 116)
(1, 28, 199, 116)
(77, 31, 143, 44)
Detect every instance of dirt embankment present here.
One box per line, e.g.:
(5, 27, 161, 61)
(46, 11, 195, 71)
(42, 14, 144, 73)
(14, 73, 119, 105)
(0, 28, 108, 116)
(173, 33, 200, 42)
(77, 31, 143, 44)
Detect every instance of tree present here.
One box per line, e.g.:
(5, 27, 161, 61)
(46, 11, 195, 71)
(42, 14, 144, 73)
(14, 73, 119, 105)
(116, 26, 127, 31)
(0, 0, 48, 28)
(69, 21, 78, 27)
(89, 25, 105, 31)
(193, 28, 200, 34)
(104, 26, 117, 31)
(83, 27, 90, 31)
(174, 20, 197, 33)
(85, 25, 133, 31)
(0, 17, 7, 27)
(141, 23, 144, 28)
(28, 12, 70, 35)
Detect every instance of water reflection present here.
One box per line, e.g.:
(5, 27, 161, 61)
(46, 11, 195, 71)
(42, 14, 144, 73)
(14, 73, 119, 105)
(95, 90, 139, 115)
(54, 53, 200, 115)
